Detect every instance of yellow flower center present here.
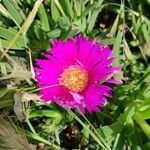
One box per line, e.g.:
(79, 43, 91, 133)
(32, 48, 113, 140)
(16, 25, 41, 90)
(60, 66, 88, 92)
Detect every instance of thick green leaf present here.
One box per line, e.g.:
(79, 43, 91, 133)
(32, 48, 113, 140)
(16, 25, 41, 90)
(29, 109, 63, 121)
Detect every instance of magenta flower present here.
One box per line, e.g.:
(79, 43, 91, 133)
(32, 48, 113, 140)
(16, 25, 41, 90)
(35, 35, 121, 113)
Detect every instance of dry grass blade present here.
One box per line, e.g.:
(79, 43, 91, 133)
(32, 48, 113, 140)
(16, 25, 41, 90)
(0, 115, 36, 150)
(29, 48, 35, 78)
(0, 0, 44, 61)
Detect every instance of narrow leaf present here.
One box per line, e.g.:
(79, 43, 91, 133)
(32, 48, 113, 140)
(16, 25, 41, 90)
(2, 0, 23, 25)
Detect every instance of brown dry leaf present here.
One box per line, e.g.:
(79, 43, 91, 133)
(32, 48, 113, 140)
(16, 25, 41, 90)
(22, 92, 41, 102)
(13, 92, 27, 122)
(13, 91, 41, 121)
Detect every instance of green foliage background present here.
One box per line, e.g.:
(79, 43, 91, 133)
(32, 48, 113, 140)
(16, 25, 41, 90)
(0, 0, 150, 149)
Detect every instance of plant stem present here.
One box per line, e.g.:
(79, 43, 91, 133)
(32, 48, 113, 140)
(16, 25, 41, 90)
(26, 131, 60, 150)
(26, 119, 60, 149)
(69, 110, 111, 150)
(134, 113, 150, 140)
(26, 119, 36, 134)
(80, 111, 111, 149)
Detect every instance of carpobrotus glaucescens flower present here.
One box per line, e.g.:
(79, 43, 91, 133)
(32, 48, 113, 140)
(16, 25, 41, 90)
(35, 35, 121, 113)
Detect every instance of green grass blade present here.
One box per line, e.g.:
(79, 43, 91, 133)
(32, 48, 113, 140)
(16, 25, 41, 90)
(0, 3, 10, 18)
(0, 62, 7, 75)
(112, 29, 124, 65)
(26, 131, 60, 150)
(69, 110, 111, 150)
(53, 0, 68, 21)
(109, 14, 120, 37)
(134, 113, 150, 140)
(78, 1, 101, 19)
(2, 0, 24, 25)
(60, 0, 74, 19)
(142, 23, 150, 43)
(38, 4, 50, 32)
(51, 0, 60, 22)
(73, 0, 82, 16)
(0, 0, 44, 60)
(123, 38, 134, 60)
(0, 27, 25, 48)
